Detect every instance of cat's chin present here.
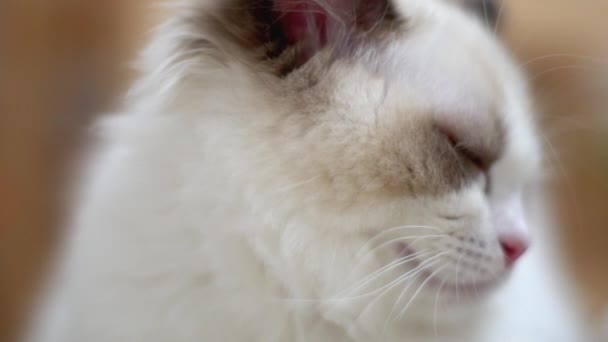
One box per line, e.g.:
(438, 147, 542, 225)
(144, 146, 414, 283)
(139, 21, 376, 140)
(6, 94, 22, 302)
(398, 245, 507, 306)
(423, 271, 505, 305)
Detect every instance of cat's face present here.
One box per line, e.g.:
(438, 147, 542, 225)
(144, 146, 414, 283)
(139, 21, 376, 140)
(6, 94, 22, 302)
(152, 0, 541, 333)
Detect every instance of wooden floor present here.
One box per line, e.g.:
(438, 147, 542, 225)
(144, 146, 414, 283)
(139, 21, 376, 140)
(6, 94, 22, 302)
(1, 1, 606, 340)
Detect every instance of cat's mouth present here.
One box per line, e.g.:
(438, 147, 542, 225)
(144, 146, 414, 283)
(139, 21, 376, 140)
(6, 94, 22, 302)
(398, 244, 503, 302)
(423, 271, 501, 302)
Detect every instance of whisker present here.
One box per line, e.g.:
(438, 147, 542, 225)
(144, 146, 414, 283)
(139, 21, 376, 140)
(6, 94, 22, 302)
(359, 257, 444, 326)
(355, 225, 442, 258)
(356, 252, 448, 322)
(434, 278, 448, 342)
(274, 175, 321, 193)
(383, 258, 443, 326)
(493, 0, 506, 34)
(538, 132, 584, 243)
(343, 252, 447, 310)
(482, 0, 490, 28)
(345, 227, 446, 282)
(352, 233, 447, 271)
(339, 249, 435, 298)
(520, 53, 608, 68)
(471, 270, 481, 302)
(365, 234, 448, 257)
(531, 65, 602, 81)
(334, 251, 434, 299)
(380, 265, 428, 336)
(398, 265, 448, 320)
(454, 252, 464, 304)
(269, 249, 438, 305)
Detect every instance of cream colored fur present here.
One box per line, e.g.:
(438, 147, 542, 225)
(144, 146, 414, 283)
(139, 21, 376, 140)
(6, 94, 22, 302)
(30, 0, 595, 341)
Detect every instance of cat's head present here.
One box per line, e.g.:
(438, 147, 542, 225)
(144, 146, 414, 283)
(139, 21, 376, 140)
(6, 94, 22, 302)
(143, 0, 540, 334)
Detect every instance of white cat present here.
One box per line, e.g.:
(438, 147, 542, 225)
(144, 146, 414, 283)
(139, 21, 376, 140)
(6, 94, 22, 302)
(30, 0, 599, 341)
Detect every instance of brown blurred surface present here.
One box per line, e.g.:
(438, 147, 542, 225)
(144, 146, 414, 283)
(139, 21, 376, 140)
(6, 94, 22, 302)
(0, 1, 155, 340)
(0, 1, 606, 340)
(504, 0, 608, 317)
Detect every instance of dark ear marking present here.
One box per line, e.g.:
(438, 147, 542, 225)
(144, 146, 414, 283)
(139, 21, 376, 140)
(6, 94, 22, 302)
(209, 0, 399, 75)
(274, 0, 398, 56)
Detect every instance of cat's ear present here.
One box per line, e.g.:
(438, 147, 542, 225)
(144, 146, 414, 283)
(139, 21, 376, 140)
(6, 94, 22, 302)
(273, 0, 398, 50)
(205, 0, 398, 74)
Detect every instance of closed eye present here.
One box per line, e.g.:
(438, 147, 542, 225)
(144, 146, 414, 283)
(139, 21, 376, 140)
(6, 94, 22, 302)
(438, 124, 493, 193)
(441, 127, 491, 172)
(453, 143, 488, 171)
(452, 143, 492, 193)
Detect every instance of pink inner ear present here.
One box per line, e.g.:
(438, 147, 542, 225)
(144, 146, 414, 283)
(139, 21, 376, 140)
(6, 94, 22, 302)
(272, 0, 391, 65)
(274, 1, 332, 46)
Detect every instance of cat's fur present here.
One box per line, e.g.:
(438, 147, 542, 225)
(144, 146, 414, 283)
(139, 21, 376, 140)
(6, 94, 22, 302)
(31, 0, 596, 341)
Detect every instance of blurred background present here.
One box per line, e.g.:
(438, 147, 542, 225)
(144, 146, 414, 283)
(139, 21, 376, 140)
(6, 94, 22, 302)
(0, 1, 607, 340)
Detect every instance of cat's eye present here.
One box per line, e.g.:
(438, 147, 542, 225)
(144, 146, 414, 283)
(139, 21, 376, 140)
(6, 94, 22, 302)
(440, 126, 490, 172)
(458, 143, 493, 193)
(438, 123, 494, 194)
(455, 145, 489, 172)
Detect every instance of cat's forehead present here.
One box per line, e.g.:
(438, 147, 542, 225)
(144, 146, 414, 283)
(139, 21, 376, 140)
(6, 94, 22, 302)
(308, 10, 539, 196)
(383, 3, 508, 106)
(329, 19, 513, 143)
(181, 0, 539, 196)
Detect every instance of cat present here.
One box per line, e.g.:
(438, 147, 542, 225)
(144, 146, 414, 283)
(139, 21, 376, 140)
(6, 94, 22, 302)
(30, 0, 598, 341)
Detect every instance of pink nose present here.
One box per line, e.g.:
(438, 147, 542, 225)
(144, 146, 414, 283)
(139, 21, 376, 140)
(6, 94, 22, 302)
(499, 234, 529, 267)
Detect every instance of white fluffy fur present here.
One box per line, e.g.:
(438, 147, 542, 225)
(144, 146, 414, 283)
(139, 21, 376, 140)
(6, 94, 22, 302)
(31, 0, 598, 341)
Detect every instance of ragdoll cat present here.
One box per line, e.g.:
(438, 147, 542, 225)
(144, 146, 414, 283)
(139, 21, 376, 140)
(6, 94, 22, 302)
(31, 0, 597, 341)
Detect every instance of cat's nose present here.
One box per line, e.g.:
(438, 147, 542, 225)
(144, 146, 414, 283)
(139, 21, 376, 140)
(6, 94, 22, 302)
(499, 233, 529, 267)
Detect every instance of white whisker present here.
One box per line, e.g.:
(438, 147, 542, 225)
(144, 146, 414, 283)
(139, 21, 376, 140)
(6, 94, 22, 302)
(356, 252, 448, 324)
(339, 249, 435, 298)
(275, 175, 321, 193)
(398, 265, 447, 320)
(493, 0, 506, 34)
(539, 132, 584, 242)
(434, 278, 448, 342)
(350, 233, 447, 276)
(333, 251, 441, 303)
(470, 269, 480, 302)
(354, 225, 442, 258)
(520, 53, 608, 68)
(531, 65, 601, 81)
(381, 259, 442, 334)
(454, 252, 464, 305)
(362, 258, 443, 328)
(482, 0, 490, 28)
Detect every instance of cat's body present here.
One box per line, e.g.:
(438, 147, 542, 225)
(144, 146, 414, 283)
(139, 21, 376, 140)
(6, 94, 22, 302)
(31, 0, 596, 341)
